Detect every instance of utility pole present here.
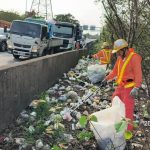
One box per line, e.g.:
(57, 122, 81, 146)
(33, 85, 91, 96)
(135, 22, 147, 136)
(50, 0, 53, 19)
(25, 0, 28, 12)
(30, 0, 53, 20)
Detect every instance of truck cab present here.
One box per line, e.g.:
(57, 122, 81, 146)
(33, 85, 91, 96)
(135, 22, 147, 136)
(7, 20, 49, 59)
(7, 19, 63, 59)
(48, 21, 76, 50)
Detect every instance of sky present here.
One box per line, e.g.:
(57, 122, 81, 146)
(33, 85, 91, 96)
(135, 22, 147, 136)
(0, 0, 105, 28)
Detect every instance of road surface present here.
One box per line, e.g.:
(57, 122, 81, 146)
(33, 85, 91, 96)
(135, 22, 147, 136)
(0, 39, 97, 68)
(0, 52, 20, 68)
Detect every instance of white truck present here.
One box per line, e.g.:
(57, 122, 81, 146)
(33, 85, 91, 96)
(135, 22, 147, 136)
(7, 19, 63, 59)
(0, 27, 9, 52)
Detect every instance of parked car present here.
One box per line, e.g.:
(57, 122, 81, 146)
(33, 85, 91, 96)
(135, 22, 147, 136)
(0, 27, 9, 52)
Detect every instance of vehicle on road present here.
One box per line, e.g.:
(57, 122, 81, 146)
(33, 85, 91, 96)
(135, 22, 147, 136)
(48, 20, 85, 51)
(48, 21, 76, 51)
(7, 19, 63, 59)
(0, 27, 9, 52)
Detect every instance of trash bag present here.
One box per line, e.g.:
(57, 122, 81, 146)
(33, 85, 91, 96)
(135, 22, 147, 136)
(90, 96, 127, 150)
(87, 64, 106, 83)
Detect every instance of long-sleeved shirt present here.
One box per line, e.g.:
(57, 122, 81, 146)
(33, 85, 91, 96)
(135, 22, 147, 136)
(106, 48, 142, 88)
(92, 49, 112, 64)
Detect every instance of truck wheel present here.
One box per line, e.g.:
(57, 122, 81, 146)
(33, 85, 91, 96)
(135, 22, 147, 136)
(50, 49, 54, 54)
(42, 49, 47, 56)
(0, 41, 7, 52)
(13, 54, 20, 60)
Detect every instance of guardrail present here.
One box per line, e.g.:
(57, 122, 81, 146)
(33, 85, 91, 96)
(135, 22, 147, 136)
(0, 49, 88, 130)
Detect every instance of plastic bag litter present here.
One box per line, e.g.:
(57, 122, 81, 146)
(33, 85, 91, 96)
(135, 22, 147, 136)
(90, 96, 127, 150)
(87, 64, 106, 83)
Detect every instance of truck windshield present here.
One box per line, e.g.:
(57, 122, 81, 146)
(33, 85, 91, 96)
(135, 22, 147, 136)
(10, 21, 41, 38)
(52, 25, 73, 38)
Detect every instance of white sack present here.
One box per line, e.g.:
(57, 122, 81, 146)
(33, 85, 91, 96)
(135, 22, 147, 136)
(87, 64, 106, 83)
(90, 96, 127, 150)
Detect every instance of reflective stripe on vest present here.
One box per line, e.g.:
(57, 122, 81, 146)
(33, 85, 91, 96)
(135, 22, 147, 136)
(100, 50, 111, 64)
(116, 52, 136, 87)
(100, 60, 108, 63)
(117, 59, 121, 77)
(124, 82, 136, 88)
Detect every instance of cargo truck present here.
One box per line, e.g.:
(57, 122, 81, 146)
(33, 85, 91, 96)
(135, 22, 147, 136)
(47, 21, 77, 51)
(25, 18, 84, 51)
(7, 19, 63, 59)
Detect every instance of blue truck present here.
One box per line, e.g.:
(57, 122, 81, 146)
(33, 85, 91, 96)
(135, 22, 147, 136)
(47, 20, 77, 50)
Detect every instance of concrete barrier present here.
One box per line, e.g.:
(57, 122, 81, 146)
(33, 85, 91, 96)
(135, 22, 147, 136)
(0, 49, 88, 130)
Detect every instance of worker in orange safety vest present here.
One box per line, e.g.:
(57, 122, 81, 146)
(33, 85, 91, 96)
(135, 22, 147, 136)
(101, 39, 142, 130)
(92, 42, 112, 65)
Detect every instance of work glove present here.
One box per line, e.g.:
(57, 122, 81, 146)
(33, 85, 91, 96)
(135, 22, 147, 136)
(100, 79, 107, 87)
(130, 87, 139, 98)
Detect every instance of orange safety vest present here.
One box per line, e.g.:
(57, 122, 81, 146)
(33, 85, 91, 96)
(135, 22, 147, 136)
(93, 49, 112, 64)
(116, 52, 136, 88)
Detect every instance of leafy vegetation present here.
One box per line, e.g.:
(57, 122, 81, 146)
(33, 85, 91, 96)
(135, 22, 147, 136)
(124, 131, 133, 140)
(35, 100, 50, 119)
(0, 10, 25, 22)
(115, 119, 127, 133)
(51, 145, 63, 150)
(77, 130, 94, 141)
(79, 115, 88, 128)
(95, 0, 150, 96)
(89, 115, 98, 122)
(114, 118, 139, 140)
(54, 13, 79, 25)
(79, 115, 98, 128)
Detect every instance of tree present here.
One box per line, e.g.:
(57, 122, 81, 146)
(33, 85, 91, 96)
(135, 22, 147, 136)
(54, 13, 79, 25)
(0, 11, 24, 22)
(95, 0, 150, 96)
(25, 10, 36, 18)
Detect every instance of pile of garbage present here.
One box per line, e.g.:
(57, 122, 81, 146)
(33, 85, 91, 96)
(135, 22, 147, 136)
(0, 57, 149, 150)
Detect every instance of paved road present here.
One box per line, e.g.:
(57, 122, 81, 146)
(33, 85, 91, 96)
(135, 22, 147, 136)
(0, 52, 20, 68)
(0, 39, 97, 68)
(85, 38, 97, 44)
